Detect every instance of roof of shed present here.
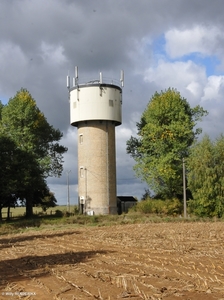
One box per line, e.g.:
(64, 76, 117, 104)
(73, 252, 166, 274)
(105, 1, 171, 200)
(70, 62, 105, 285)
(117, 196, 137, 202)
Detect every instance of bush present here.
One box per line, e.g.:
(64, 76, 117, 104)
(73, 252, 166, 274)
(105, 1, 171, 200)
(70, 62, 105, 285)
(132, 197, 182, 215)
(73, 205, 80, 215)
(166, 198, 182, 215)
(54, 210, 63, 217)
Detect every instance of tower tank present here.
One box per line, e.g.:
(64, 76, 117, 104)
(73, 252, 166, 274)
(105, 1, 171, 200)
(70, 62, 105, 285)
(67, 68, 123, 215)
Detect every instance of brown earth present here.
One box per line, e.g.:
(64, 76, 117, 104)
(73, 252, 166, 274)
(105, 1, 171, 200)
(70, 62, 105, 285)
(0, 222, 224, 299)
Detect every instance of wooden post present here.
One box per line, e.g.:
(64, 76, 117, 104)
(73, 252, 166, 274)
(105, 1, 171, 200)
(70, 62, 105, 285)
(183, 158, 187, 218)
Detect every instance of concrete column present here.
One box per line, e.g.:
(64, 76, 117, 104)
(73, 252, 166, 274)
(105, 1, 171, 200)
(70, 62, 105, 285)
(77, 120, 117, 215)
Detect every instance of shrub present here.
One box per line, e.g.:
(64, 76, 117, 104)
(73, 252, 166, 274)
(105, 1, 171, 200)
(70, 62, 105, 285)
(73, 205, 80, 215)
(54, 210, 63, 217)
(132, 197, 182, 215)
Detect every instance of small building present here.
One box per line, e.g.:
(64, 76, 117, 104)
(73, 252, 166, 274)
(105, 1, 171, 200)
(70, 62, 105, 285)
(117, 196, 137, 214)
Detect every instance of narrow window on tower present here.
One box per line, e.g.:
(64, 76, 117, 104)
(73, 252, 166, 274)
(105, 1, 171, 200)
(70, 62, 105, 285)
(79, 133, 83, 144)
(109, 99, 114, 107)
(80, 166, 85, 178)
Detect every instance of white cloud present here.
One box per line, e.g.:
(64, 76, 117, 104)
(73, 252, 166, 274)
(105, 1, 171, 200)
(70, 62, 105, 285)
(165, 26, 223, 59)
(144, 59, 207, 105)
(199, 75, 224, 138)
(202, 75, 224, 102)
(186, 81, 203, 99)
(40, 42, 67, 65)
(116, 126, 134, 142)
(144, 57, 224, 140)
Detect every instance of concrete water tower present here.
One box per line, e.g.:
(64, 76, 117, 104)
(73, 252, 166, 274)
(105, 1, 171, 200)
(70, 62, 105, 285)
(67, 67, 124, 215)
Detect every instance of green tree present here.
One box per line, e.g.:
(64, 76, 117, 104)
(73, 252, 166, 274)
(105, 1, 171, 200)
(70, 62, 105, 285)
(0, 134, 17, 220)
(188, 134, 224, 217)
(127, 88, 207, 199)
(0, 101, 3, 119)
(0, 89, 67, 217)
(0, 104, 18, 219)
(38, 189, 57, 212)
(141, 188, 151, 200)
(0, 133, 46, 220)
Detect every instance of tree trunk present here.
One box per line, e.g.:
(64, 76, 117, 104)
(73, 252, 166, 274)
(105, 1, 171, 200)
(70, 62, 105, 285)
(26, 193, 33, 218)
(7, 205, 11, 220)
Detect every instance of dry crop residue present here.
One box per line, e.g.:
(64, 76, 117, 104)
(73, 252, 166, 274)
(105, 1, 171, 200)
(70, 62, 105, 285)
(0, 222, 224, 299)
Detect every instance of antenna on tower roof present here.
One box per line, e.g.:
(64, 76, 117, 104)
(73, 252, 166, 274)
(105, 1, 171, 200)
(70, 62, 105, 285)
(75, 66, 78, 79)
(67, 73, 70, 101)
(75, 66, 78, 86)
(120, 70, 124, 87)
(99, 72, 103, 84)
(67, 74, 70, 89)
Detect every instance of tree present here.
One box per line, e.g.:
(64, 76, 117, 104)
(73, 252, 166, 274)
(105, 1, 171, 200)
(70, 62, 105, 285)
(127, 88, 207, 199)
(141, 188, 151, 200)
(187, 134, 224, 217)
(0, 101, 3, 119)
(0, 134, 19, 220)
(30, 181, 57, 212)
(0, 89, 67, 217)
(0, 132, 46, 219)
(38, 189, 57, 212)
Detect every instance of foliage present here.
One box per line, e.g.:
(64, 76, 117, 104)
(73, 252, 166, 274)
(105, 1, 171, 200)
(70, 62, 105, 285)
(0, 134, 36, 219)
(39, 190, 57, 212)
(54, 209, 63, 217)
(141, 188, 152, 200)
(1, 89, 67, 177)
(0, 101, 3, 119)
(127, 88, 207, 199)
(0, 89, 67, 217)
(131, 197, 182, 215)
(187, 134, 224, 217)
(32, 184, 57, 212)
(73, 205, 80, 214)
(0, 135, 18, 202)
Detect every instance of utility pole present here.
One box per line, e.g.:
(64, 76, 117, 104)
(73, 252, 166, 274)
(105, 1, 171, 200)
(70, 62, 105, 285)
(66, 170, 71, 213)
(183, 158, 187, 218)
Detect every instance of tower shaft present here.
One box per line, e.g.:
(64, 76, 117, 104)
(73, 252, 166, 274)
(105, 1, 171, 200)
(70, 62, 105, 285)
(78, 120, 117, 214)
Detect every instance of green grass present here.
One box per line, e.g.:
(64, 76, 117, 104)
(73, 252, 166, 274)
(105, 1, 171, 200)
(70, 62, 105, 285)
(1, 205, 76, 218)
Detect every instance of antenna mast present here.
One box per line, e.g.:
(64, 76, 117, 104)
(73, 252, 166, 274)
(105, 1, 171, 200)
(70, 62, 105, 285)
(120, 70, 124, 87)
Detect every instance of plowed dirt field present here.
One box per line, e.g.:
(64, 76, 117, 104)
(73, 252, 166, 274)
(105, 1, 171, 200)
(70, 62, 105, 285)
(0, 222, 224, 299)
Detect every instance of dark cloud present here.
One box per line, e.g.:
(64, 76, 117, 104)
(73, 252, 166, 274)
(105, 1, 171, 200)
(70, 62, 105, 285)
(1, 0, 224, 203)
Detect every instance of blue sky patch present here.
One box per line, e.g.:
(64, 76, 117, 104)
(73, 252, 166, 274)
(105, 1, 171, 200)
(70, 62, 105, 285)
(152, 34, 166, 57)
(179, 53, 221, 76)
(0, 96, 9, 105)
(151, 34, 221, 77)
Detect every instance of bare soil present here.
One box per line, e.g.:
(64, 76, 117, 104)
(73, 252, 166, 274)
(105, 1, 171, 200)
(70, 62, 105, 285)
(0, 222, 224, 299)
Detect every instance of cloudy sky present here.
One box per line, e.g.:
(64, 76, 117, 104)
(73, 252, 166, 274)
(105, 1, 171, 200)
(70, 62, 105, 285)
(1, 0, 224, 205)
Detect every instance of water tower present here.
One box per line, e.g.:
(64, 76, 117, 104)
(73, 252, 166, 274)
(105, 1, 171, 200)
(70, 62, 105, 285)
(67, 67, 124, 215)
